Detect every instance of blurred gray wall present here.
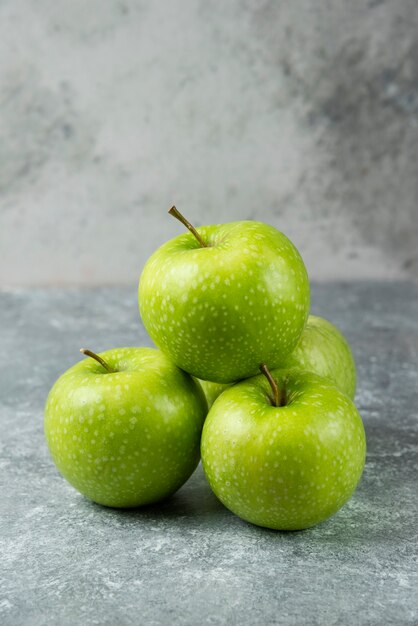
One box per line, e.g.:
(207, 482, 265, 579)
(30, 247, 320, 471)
(1, 0, 417, 286)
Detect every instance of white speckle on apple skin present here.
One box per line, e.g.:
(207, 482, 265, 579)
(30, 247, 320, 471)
(138, 221, 310, 383)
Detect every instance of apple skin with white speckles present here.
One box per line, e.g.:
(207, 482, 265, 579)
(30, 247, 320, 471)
(201, 369, 366, 530)
(138, 221, 310, 383)
(279, 315, 357, 399)
(44, 347, 207, 508)
(195, 314, 357, 407)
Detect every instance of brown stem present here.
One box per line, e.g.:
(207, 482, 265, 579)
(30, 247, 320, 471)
(80, 348, 115, 373)
(260, 363, 286, 407)
(168, 206, 207, 247)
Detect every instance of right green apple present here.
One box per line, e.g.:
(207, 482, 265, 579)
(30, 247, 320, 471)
(281, 315, 356, 399)
(201, 367, 366, 530)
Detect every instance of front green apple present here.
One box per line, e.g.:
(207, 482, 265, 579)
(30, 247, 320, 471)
(139, 219, 310, 383)
(281, 315, 357, 399)
(201, 368, 366, 530)
(45, 347, 207, 507)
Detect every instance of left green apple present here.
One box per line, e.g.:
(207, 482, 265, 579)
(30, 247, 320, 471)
(44, 347, 207, 507)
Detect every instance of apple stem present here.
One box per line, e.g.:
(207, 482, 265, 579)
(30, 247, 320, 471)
(168, 206, 207, 247)
(260, 364, 286, 407)
(80, 348, 115, 373)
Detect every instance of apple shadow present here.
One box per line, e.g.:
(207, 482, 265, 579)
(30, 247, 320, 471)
(85, 467, 226, 524)
(80, 452, 410, 545)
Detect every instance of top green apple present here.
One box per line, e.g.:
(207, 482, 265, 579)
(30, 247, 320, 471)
(139, 209, 310, 383)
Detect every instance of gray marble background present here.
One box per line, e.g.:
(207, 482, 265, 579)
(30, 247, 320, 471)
(1, 0, 418, 286)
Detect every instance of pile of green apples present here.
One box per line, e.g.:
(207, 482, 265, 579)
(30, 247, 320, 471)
(45, 208, 366, 530)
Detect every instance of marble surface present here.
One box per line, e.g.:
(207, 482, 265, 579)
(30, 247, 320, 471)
(1, 1, 418, 286)
(1, 283, 417, 625)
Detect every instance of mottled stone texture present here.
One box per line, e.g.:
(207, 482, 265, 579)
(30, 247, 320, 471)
(0, 1, 418, 286)
(1, 284, 417, 625)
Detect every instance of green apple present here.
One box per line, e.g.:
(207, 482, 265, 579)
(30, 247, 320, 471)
(44, 347, 207, 507)
(139, 208, 310, 383)
(280, 315, 356, 399)
(201, 365, 366, 530)
(194, 378, 231, 410)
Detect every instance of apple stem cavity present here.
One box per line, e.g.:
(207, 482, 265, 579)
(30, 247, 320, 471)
(260, 363, 286, 407)
(168, 206, 207, 248)
(80, 348, 116, 374)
